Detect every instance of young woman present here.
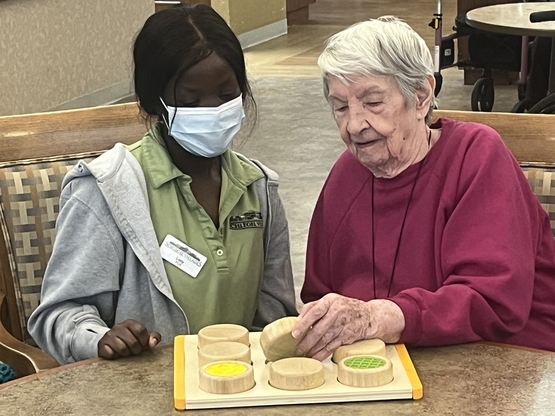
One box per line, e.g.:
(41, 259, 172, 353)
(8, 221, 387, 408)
(28, 4, 297, 364)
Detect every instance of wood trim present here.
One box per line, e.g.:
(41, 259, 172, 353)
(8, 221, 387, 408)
(433, 110, 555, 164)
(0, 103, 146, 164)
(0, 249, 23, 342)
(0, 292, 59, 378)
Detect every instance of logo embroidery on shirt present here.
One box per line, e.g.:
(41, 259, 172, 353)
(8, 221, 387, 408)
(229, 210, 263, 230)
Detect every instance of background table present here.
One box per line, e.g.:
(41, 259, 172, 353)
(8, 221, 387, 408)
(1, 342, 555, 415)
(466, 3, 555, 93)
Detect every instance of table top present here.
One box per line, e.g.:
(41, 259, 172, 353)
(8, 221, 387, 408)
(466, 3, 555, 37)
(1, 342, 555, 415)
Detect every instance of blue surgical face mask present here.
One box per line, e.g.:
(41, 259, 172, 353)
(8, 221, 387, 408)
(160, 94, 245, 158)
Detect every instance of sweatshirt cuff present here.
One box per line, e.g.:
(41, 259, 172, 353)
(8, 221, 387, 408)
(70, 323, 110, 362)
(390, 295, 423, 345)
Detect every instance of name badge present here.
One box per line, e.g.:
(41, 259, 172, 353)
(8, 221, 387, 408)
(160, 234, 207, 278)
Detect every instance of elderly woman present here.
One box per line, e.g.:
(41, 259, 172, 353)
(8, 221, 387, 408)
(292, 16, 555, 360)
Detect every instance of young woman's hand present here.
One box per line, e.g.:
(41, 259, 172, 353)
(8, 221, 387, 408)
(98, 319, 161, 360)
(291, 293, 405, 361)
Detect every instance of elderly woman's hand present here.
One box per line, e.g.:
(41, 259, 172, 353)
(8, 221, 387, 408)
(291, 293, 405, 361)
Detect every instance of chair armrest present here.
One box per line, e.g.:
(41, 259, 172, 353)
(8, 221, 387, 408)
(0, 291, 59, 378)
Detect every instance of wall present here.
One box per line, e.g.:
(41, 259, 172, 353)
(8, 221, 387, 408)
(212, 0, 287, 49)
(0, 0, 153, 116)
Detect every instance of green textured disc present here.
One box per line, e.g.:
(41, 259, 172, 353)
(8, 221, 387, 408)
(344, 356, 386, 369)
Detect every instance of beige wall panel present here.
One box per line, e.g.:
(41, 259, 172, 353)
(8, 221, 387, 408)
(0, 0, 153, 116)
(213, 0, 286, 35)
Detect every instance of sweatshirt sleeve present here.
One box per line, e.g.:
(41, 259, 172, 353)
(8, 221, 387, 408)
(393, 127, 542, 346)
(252, 184, 298, 330)
(27, 177, 125, 364)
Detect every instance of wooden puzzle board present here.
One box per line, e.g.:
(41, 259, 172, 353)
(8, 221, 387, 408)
(174, 333, 422, 410)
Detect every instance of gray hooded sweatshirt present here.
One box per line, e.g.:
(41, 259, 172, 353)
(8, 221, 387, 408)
(28, 143, 297, 364)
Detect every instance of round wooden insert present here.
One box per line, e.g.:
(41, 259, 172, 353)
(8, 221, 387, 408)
(337, 355, 393, 388)
(269, 357, 325, 391)
(199, 361, 255, 394)
(332, 339, 386, 364)
(198, 341, 251, 367)
(197, 324, 249, 349)
(260, 316, 303, 362)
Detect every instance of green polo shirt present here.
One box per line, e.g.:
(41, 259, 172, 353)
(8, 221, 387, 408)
(128, 124, 265, 333)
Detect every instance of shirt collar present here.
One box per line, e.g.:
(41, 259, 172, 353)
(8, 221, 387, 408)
(142, 123, 264, 189)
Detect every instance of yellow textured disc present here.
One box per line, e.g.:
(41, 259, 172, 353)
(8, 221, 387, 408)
(199, 360, 255, 394)
(205, 362, 248, 376)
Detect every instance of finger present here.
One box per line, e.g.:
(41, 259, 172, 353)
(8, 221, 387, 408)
(306, 324, 343, 358)
(291, 299, 330, 340)
(148, 332, 162, 348)
(98, 343, 120, 360)
(297, 301, 318, 319)
(311, 337, 343, 362)
(117, 327, 147, 356)
(105, 334, 133, 357)
(121, 320, 150, 350)
(296, 310, 339, 355)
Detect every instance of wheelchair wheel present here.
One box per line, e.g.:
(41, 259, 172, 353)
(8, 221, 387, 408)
(471, 77, 495, 112)
(511, 100, 531, 113)
(528, 93, 555, 114)
(434, 72, 443, 98)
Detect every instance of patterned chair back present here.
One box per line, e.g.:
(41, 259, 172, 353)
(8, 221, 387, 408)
(0, 153, 100, 344)
(0, 103, 146, 344)
(521, 163, 555, 236)
(432, 111, 555, 236)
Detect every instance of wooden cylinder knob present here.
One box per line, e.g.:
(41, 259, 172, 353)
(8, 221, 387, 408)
(198, 341, 251, 367)
(260, 316, 302, 362)
(332, 339, 386, 364)
(269, 357, 325, 391)
(337, 355, 393, 388)
(198, 361, 255, 394)
(197, 324, 249, 349)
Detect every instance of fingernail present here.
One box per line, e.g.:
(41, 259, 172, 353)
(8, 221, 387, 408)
(291, 330, 299, 338)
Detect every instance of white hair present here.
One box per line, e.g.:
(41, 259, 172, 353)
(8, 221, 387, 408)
(318, 16, 437, 119)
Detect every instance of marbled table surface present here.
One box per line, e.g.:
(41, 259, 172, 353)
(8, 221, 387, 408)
(2, 342, 555, 416)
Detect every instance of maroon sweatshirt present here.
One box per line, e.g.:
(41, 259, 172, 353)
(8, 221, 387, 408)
(302, 118, 555, 351)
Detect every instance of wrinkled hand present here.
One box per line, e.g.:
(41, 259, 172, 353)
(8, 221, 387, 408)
(98, 319, 161, 360)
(291, 293, 405, 361)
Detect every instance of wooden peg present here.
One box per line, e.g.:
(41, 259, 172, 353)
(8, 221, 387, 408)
(198, 341, 251, 367)
(199, 361, 255, 394)
(269, 357, 325, 391)
(197, 324, 249, 349)
(260, 316, 303, 362)
(332, 339, 387, 364)
(337, 355, 393, 388)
